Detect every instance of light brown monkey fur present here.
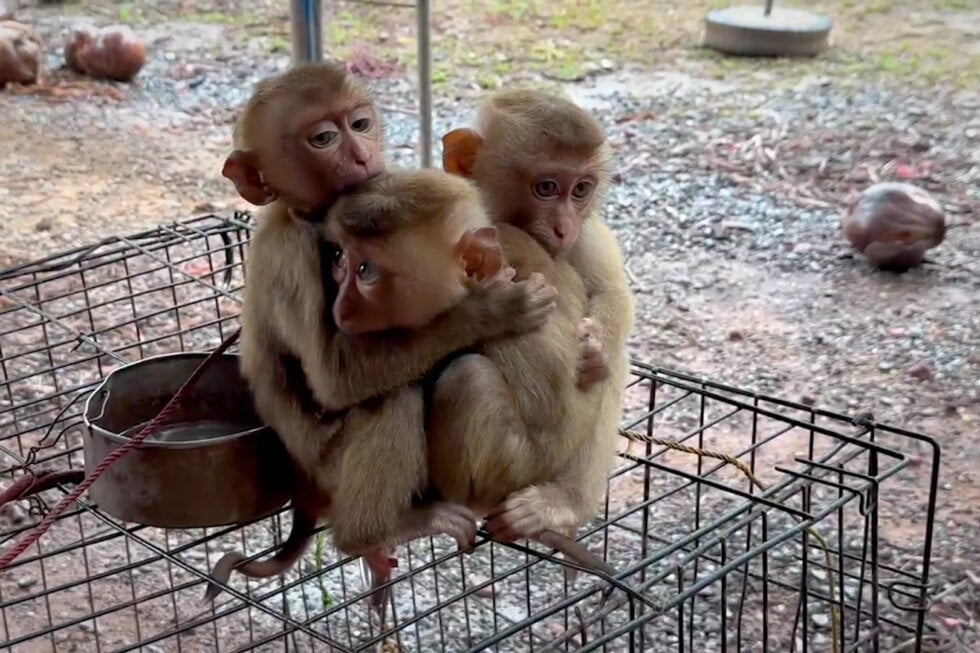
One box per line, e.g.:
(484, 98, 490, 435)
(442, 88, 635, 552)
(202, 63, 557, 602)
(325, 168, 616, 583)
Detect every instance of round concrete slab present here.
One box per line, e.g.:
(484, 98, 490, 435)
(704, 6, 833, 57)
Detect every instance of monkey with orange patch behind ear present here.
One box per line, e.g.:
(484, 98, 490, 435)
(441, 89, 635, 567)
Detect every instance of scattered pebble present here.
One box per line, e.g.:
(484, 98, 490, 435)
(907, 362, 935, 381)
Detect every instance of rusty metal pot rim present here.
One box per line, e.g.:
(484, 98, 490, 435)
(82, 351, 269, 448)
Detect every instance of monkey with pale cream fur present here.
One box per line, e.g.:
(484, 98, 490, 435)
(442, 89, 634, 553)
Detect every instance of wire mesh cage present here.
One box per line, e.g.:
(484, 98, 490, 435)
(0, 214, 943, 652)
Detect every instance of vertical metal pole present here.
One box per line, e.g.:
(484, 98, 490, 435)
(416, 0, 433, 168)
(290, 0, 323, 63)
(763, 0, 775, 17)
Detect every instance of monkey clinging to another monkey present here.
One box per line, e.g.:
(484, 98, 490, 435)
(203, 62, 558, 602)
(325, 168, 620, 601)
(441, 88, 635, 563)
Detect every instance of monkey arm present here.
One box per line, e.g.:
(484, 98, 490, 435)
(489, 228, 586, 429)
(301, 299, 521, 412)
(483, 388, 621, 543)
(570, 220, 635, 358)
(248, 210, 555, 414)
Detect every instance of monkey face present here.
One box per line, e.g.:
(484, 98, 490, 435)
(302, 102, 385, 193)
(521, 165, 598, 256)
(223, 67, 387, 211)
(329, 234, 466, 336)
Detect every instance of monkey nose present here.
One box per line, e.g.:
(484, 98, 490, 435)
(348, 143, 370, 166)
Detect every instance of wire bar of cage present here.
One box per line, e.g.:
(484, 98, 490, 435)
(0, 213, 942, 652)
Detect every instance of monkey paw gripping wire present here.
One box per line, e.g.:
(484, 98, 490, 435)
(0, 328, 242, 571)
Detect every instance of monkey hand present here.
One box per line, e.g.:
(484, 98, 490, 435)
(576, 317, 610, 390)
(485, 485, 579, 543)
(466, 269, 557, 339)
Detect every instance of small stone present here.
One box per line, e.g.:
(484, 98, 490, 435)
(800, 395, 817, 406)
(811, 612, 830, 627)
(35, 217, 56, 232)
(877, 360, 894, 372)
(79, 621, 95, 633)
(377, 30, 390, 42)
(17, 576, 37, 589)
(906, 363, 934, 381)
(1, 503, 26, 524)
(727, 329, 745, 341)
(600, 58, 614, 70)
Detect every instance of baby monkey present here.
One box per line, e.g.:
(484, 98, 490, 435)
(442, 88, 635, 555)
(325, 168, 617, 602)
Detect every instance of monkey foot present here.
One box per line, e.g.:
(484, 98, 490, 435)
(364, 548, 396, 615)
(484, 486, 576, 543)
(414, 501, 479, 552)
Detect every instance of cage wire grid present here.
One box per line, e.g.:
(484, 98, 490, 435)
(0, 214, 942, 652)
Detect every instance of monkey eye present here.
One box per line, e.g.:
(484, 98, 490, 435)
(309, 129, 339, 148)
(533, 179, 560, 198)
(332, 248, 346, 267)
(571, 180, 594, 199)
(356, 261, 380, 283)
(350, 117, 372, 132)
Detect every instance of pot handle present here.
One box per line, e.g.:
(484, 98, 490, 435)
(88, 387, 110, 424)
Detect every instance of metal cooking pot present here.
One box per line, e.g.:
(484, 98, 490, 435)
(82, 352, 293, 528)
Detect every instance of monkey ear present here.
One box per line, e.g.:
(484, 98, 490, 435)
(222, 150, 277, 206)
(455, 226, 503, 281)
(442, 128, 484, 178)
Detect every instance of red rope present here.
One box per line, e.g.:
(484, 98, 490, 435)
(0, 329, 241, 571)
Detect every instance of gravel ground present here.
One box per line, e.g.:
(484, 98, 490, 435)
(0, 1, 978, 651)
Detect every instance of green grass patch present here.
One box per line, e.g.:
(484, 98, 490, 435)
(313, 533, 334, 610)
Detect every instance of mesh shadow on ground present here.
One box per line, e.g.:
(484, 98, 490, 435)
(0, 214, 945, 652)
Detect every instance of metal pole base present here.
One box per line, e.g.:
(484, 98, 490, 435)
(704, 6, 833, 57)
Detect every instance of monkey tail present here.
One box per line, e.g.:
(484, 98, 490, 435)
(0, 469, 85, 510)
(201, 508, 318, 603)
(535, 529, 617, 578)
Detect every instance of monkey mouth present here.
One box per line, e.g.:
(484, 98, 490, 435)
(337, 169, 384, 194)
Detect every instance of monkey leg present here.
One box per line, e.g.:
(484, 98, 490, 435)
(428, 354, 534, 507)
(430, 355, 620, 586)
(331, 386, 478, 575)
(360, 546, 397, 625)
